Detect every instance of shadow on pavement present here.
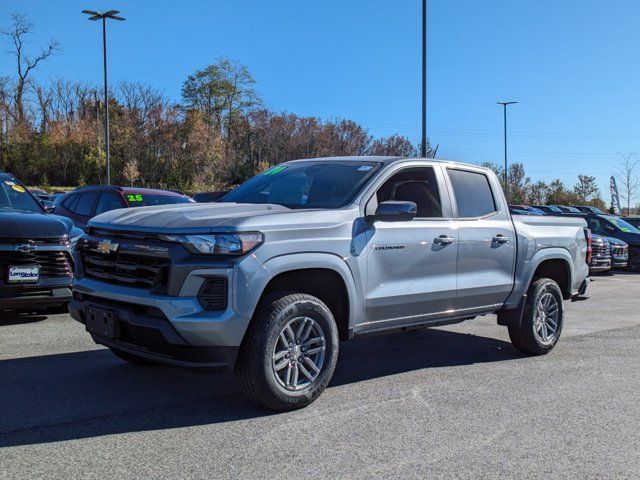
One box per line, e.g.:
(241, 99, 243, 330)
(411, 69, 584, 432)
(0, 312, 48, 326)
(0, 328, 519, 448)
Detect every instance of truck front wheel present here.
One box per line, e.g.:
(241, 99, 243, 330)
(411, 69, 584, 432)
(508, 278, 564, 355)
(235, 293, 338, 411)
(235, 293, 339, 411)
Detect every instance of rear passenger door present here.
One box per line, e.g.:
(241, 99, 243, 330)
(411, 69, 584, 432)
(446, 167, 516, 311)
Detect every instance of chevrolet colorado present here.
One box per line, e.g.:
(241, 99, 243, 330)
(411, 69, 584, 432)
(70, 157, 590, 410)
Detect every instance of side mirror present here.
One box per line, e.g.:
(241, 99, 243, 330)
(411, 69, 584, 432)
(368, 201, 417, 222)
(41, 200, 55, 213)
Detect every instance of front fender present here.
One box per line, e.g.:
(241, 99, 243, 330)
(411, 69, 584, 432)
(232, 252, 361, 331)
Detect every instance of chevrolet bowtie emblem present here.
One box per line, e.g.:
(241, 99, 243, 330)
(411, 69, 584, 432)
(15, 243, 37, 253)
(97, 239, 119, 254)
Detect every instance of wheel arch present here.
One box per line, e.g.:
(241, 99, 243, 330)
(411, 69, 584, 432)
(238, 253, 361, 343)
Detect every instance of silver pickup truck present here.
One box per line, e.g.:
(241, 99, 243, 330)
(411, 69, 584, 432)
(70, 157, 590, 410)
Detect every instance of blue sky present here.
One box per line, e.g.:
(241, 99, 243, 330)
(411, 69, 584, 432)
(1, 0, 639, 197)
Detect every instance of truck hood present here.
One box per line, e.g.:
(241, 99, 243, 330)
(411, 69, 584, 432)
(89, 202, 334, 232)
(0, 210, 74, 239)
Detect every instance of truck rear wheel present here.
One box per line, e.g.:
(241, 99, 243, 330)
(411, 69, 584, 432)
(508, 278, 564, 355)
(235, 293, 339, 411)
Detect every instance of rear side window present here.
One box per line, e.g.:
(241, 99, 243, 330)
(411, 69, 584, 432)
(62, 194, 79, 211)
(95, 192, 124, 215)
(75, 192, 99, 216)
(448, 169, 497, 218)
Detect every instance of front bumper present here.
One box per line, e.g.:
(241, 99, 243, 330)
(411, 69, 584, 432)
(0, 286, 71, 309)
(589, 258, 611, 273)
(70, 268, 252, 370)
(69, 293, 239, 370)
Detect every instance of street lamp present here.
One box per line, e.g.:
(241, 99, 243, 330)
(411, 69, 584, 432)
(82, 9, 125, 185)
(421, 0, 428, 158)
(497, 101, 517, 201)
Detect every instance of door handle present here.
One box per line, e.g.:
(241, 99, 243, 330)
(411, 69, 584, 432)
(434, 235, 455, 245)
(492, 234, 510, 244)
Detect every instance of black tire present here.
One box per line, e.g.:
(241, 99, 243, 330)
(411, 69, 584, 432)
(508, 278, 564, 355)
(235, 292, 339, 411)
(626, 250, 640, 272)
(109, 347, 159, 366)
(46, 303, 70, 315)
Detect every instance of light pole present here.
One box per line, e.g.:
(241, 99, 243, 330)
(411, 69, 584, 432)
(497, 101, 517, 201)
(421, 0, 427, 158)
(82, 9, 125, 185)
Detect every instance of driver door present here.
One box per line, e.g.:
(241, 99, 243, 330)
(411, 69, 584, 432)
(363, 165, 458, 330)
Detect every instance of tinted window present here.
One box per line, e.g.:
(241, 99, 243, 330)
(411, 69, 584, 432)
(375, 167, 442, 218)
(448, 169, 497, 218)
(62, 194, 79, 211)
(586, 218, 604, 234)
(75, 192, 99, 216)
(607, 216, 639, 234)
(221, 161, 381, 209)
(95, 192, 124, 215)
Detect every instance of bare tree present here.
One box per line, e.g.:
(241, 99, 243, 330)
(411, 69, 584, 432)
(1, 13, 58, 124)
(615, 152, 640, 214)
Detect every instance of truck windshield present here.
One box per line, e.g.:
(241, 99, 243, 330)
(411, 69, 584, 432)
(608, 216, 639, 234)
(0, 174, 44, 213)
(220, 161, 381, 209)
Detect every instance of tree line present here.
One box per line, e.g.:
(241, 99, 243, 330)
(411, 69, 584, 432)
(481, 162, 606, 210)
(0, 14, 423, 192)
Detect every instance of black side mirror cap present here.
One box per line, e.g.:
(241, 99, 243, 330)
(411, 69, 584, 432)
(367, 201, 417, 222)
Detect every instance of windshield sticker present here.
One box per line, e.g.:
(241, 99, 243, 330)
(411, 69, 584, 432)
(127, 194, 144, 202)
(357, 165, 373, 172)
(264, 165, 287, 176)
(620, 228, 631, 233)
(11, 184, 26, 193)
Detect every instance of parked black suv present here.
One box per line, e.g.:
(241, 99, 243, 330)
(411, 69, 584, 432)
(0, 172, 81, 311)
(564, 212, 640, 271)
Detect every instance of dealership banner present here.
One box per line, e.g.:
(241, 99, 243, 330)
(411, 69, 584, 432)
(610, 176, 622, 215)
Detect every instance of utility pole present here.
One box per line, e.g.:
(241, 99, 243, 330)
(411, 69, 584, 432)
(497, 101, 517, 201)
(82, 9, 125, 185)
(421, 0, 428, 158)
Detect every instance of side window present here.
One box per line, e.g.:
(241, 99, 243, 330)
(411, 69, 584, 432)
(587, 218, 602, 233)
(62, 194, 79, 211)
(374, 167, 442, 218)
(448, 169, 497, 218)
(75, 192, 99, 216)
(95, 193, 124, 215)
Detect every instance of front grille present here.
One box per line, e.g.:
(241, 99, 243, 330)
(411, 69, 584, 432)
(81, 249, 168, 290)
(612, 246, 628, 256)
(0, 250, 74, 279)
(592, 242, 610, 258)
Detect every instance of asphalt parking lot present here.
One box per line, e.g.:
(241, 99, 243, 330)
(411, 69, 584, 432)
(2, 273, 640, 479)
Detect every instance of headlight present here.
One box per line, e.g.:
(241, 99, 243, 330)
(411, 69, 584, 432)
(160, 232, 263, 255)
(68, 228, 84, 249)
